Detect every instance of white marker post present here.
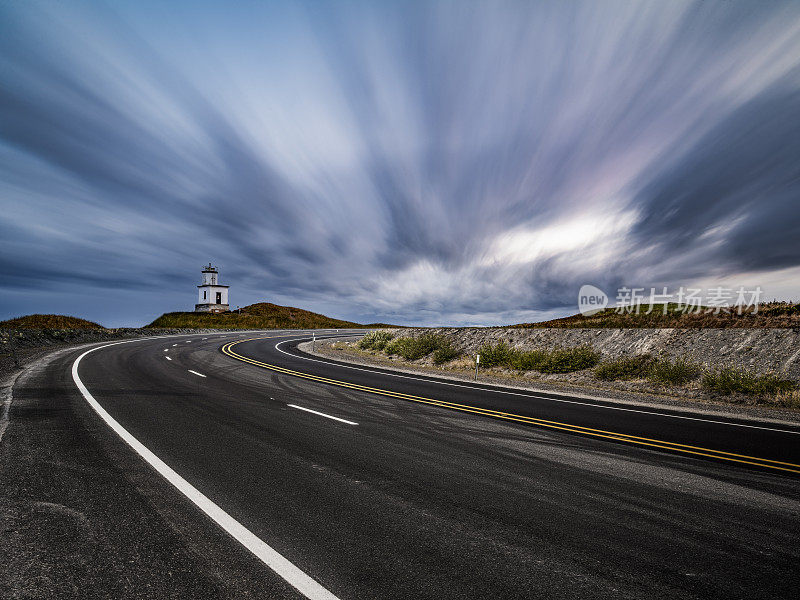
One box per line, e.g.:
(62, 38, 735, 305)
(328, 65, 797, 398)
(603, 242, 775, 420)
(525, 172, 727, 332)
(312, 332, 316, 352)
(475, 354, 480, 381)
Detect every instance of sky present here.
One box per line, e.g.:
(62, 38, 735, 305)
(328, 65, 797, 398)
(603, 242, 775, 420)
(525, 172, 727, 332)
(1, 0, 799, 327)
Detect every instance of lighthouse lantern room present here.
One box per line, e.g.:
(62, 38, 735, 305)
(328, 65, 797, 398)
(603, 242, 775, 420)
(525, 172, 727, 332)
(195, 263, 230, 313)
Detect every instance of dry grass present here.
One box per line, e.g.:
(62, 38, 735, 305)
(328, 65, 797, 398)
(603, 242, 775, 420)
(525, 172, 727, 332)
(0, 314, 106, 330)
(148, 302, 368, 330)
(701, 367, 797, 395)
(774, 390, 800, 409)
(512, 302, 800, 329)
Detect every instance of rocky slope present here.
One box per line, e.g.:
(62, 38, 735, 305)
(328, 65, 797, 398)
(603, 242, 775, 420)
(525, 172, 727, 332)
(385, 327, 800, 380)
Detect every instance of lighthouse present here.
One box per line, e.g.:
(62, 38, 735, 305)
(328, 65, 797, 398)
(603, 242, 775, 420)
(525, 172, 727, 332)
(195, 263, 230, 313)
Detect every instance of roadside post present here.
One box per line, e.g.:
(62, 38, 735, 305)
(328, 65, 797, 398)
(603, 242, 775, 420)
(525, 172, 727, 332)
(312, 332, 316, 352)
(475, 354, 480, 381)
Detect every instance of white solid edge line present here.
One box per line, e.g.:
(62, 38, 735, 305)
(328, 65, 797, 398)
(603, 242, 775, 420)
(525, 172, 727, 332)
(287, 404, 358, 426)
(72, 340, 340, 600)
(274, 339, 800, 436)
(0, 376, 14, 444)
(188, 370, 207, 377)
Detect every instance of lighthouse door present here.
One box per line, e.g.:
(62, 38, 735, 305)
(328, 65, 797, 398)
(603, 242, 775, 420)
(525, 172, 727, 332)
(216, 292, 222, 304)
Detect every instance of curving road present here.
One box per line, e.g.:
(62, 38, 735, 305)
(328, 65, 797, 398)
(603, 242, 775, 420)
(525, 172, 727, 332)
(4, 330, 800, 599)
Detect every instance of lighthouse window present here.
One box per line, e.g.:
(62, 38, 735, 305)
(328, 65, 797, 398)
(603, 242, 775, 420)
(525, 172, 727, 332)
(203, 291, 206, 300)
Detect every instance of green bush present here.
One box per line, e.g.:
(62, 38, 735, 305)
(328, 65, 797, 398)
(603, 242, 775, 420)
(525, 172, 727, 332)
(373, 334, 394, 351)
(393, 338, 422, 360)
(507, 349, 549, 371)
(402, 334, 441, 360)
(701, 367, 797, 395)
(383, 333, 451, 361)
(594, 354, 653, 381)
(538, 346, 601, 373)
(384, 338, 403, 355)
(358, 330, 394, 350)
(477, 342, 599, 373)
(432, 342, 461, 365)
(647, 357, 701, 385)
(477, 342, 513, 367)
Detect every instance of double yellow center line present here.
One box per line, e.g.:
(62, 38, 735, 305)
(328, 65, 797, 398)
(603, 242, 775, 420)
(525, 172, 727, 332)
(222, 337, 800, 475)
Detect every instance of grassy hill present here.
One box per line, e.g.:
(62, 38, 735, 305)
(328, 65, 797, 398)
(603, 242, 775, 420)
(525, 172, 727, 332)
(147, 302, 370, 329)
(0, 314, 106, 329)
(511, 302, 800, 329)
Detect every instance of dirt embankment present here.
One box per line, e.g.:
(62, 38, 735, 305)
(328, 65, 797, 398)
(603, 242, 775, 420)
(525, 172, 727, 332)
(390, 327, 800, 379)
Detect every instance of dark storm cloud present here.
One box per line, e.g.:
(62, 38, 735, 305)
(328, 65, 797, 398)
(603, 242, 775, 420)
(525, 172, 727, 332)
(1, 1, 799, 326)
(629, 83, 800, 276)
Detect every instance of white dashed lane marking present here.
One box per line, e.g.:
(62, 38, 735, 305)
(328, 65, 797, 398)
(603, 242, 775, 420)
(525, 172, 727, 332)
(287, 404, 358, 426)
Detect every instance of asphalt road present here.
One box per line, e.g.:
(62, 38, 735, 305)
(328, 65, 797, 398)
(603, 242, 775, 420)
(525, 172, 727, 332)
(2, 330, 799, 599)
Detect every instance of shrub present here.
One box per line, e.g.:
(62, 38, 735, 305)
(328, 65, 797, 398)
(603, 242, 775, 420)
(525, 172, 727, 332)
(477, 343, 599, 373)
(538, 346, 601, 373)
(419, 334, 449, 357)
(594, 354, 653, 381)
(433, 342, 461, 365)
(384, 338, 403, 355)
(774, 390, 800, 408)
(394, 338, 423, 360)
(647, 357, 701, 385)
(372, 333, 394, 351)
(477, 342, 513, 367)
(358, 330, 394, 350)
(508, 349, 549, 371)
(357, 331, 374, 349)
(383, 333, 451, 361)
(701, 367, 797, 395)
(399, 334, 439, 360)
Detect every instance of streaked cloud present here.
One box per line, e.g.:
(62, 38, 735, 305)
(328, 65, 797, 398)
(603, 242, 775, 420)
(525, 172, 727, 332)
(1, 0, 799, 326)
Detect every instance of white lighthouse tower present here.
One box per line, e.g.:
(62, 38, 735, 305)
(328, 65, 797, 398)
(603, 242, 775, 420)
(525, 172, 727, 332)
(195, 263, 230, 313)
